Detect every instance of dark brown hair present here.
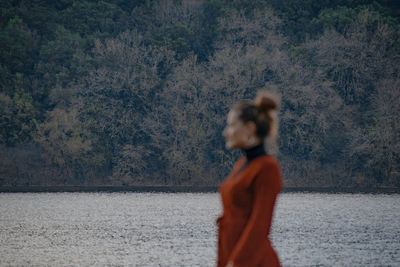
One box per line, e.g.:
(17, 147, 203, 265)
(232, 91, 279, 139)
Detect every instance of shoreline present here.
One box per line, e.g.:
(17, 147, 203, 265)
(0, 186, 399, 194)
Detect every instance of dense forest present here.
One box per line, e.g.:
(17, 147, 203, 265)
(1, 0, 399, 188)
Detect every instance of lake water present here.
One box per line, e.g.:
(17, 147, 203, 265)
(0, 193, 399, 266)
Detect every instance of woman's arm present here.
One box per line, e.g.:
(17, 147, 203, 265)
(227, 161, 282, 266)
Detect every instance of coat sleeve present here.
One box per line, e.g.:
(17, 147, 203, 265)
(228, 161, 282, 266)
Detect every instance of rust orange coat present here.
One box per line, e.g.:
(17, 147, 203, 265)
(217, 155, 282, 267)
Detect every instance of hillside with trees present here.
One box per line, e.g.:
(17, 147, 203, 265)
(1, 0, 399, 188)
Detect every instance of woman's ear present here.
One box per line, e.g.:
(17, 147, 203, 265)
(245, 121, 257, 136)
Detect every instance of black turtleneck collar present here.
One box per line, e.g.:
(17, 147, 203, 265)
(243, 142, 266, 162)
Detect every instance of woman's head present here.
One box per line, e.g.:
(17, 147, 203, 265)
(223, 91, 279, 150)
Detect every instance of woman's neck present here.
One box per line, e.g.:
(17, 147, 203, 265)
(242, 142, 266, 162)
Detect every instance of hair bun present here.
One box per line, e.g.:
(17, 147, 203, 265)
(255, 91, 279, 113)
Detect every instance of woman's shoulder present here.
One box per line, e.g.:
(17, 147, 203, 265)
(253, 155, 282, 190)
(256, 155, 281, 169)
(256, 155, 282, 179)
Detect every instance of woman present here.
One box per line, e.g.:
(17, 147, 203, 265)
(217, 91, 282, 267)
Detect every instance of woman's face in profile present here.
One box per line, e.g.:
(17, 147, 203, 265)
(223, 110, 248, 150)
